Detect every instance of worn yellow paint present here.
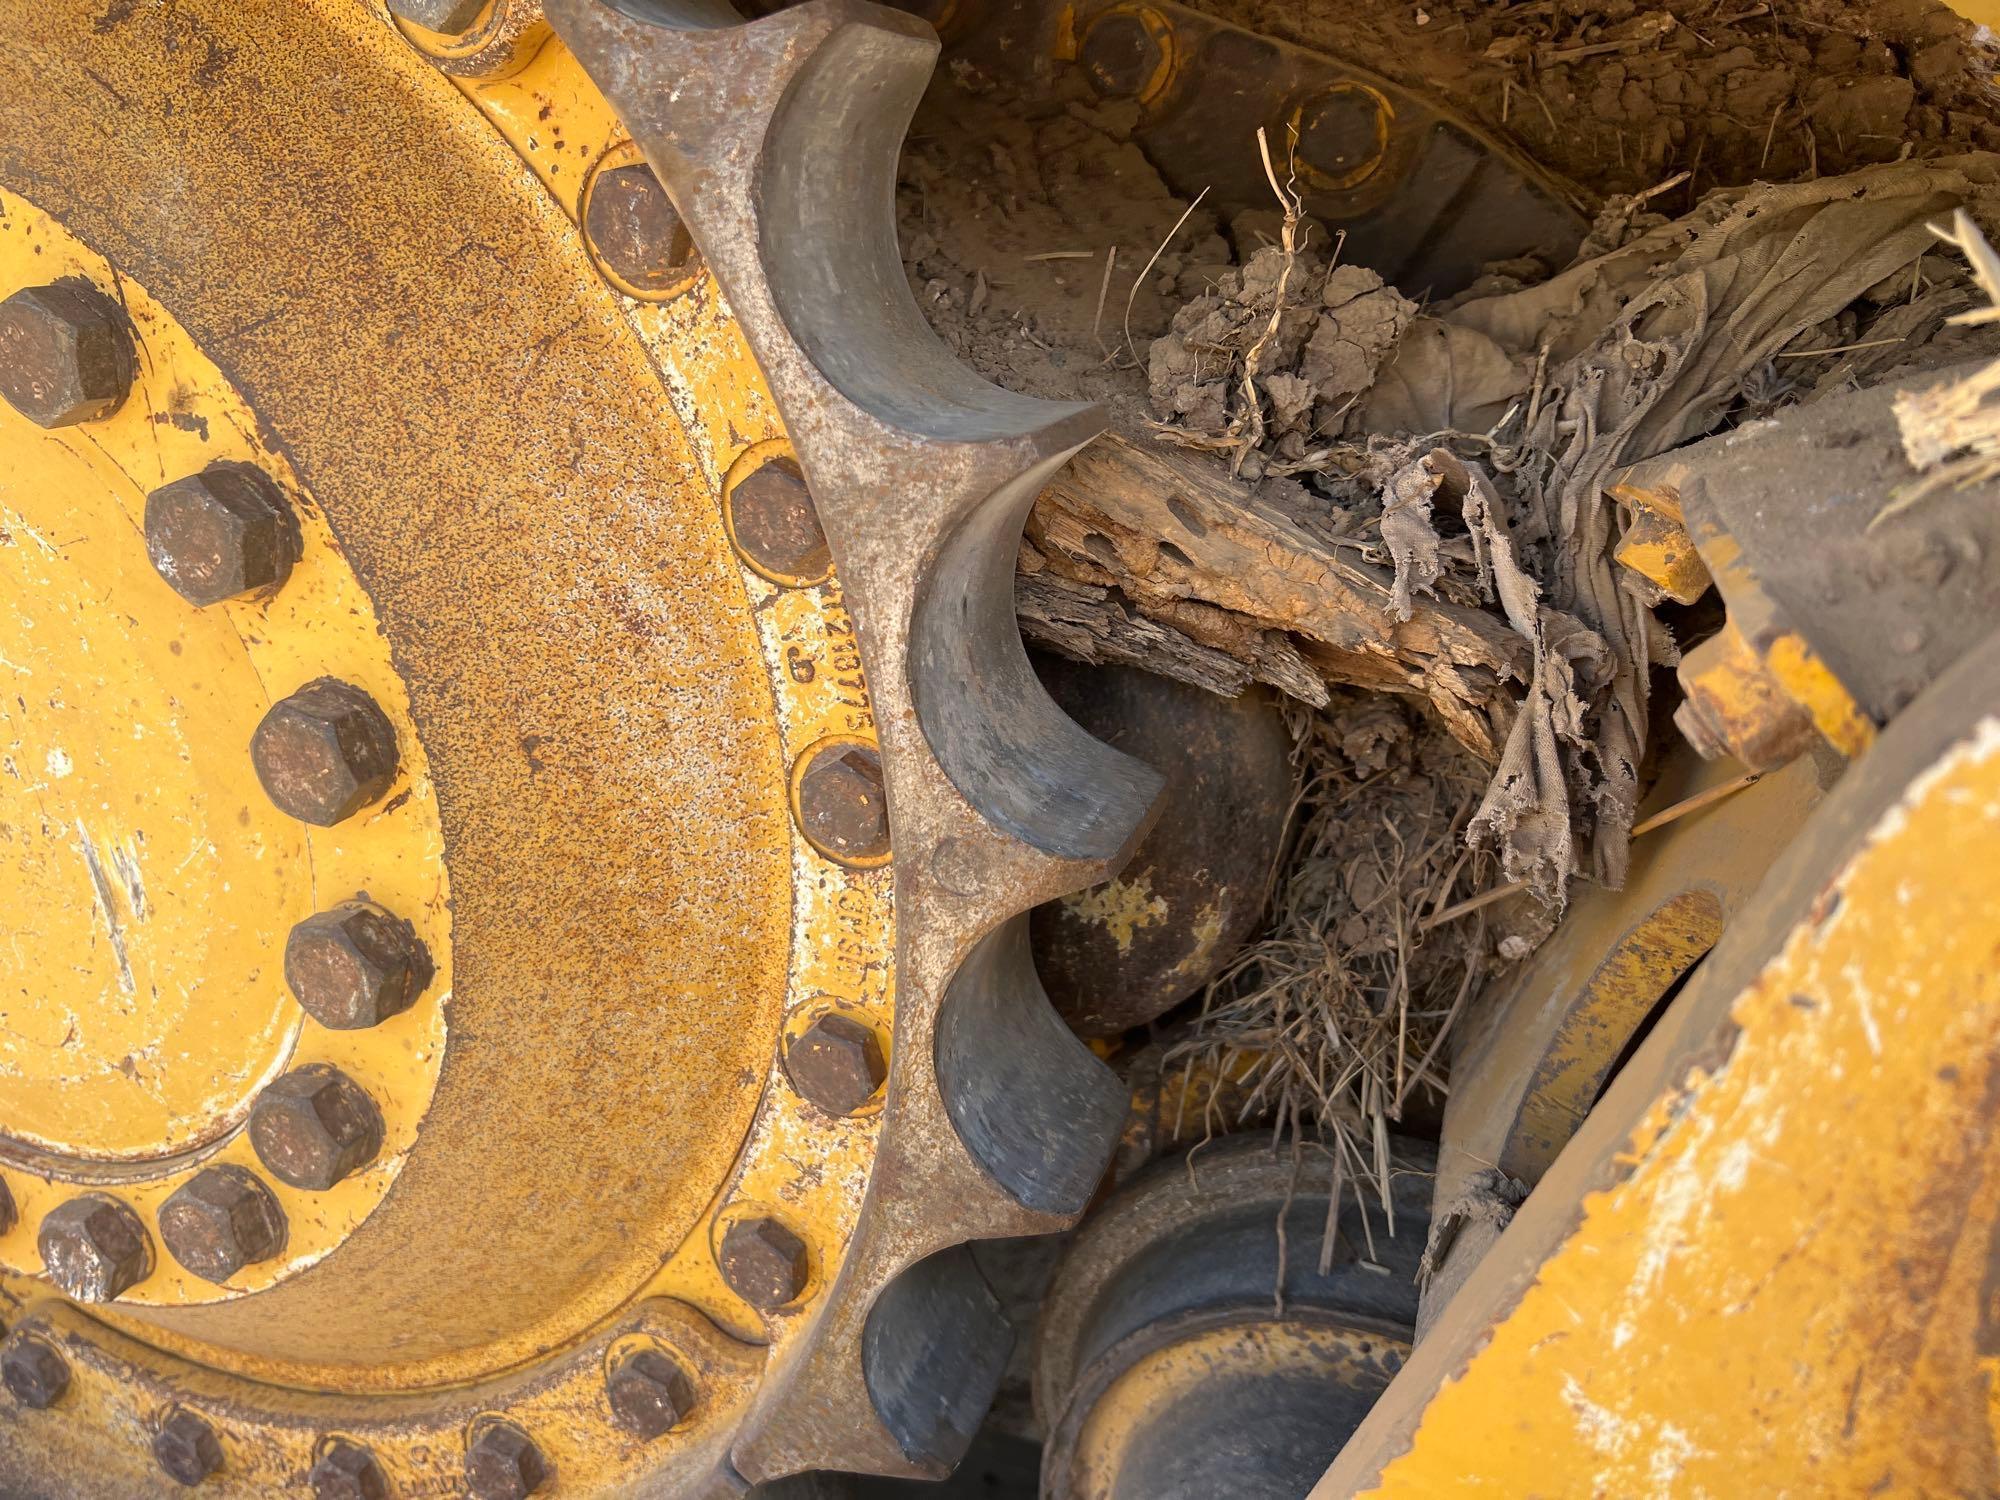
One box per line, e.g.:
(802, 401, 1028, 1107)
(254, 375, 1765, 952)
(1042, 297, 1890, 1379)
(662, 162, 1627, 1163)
(457, 34, 899, 1358)
(1063, 871, 1170, 952)
(1339, 715, 2000, 1499)
(0, 188, 449, 1306)
(1610, 482, 1711, 606)
(1767, 630, 1878, 760)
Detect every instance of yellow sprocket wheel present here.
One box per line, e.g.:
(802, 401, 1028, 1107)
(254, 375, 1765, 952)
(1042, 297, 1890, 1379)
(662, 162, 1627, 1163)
(0, 1, 1157, 1493)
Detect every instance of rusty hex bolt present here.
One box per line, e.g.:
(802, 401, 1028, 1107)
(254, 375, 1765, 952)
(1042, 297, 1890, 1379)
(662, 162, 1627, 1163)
(729, 456, 831, 581)
(0, 1176, 15, 1235)
(154, 1407, 224, 1487)
(0, 281, 134, 428)
(144, 463, 301, 608)
(605, 1348, 696, 1439)
(387, 0, 488, 33)
(1079, 12, 1163, 97)
(785, 1013, 887, 1116)
(309, 1438, 388, 1500)
(1, 1335, 69, 1409)
(796, 742, 891, 864)
(284, 900, 434, 1031)
(251, 678, 400, 828)
(38, 1194, 152, 1303)
(466, 1418, 548, 1500)
(585, 162, 702, 295)
(719, 1216, 809, 1309)
(249, 1065, 385, 1192)
(159, 1165, 287, 1284)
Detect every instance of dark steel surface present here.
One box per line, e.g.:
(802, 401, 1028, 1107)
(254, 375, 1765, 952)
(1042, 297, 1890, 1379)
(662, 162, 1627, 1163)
(36, 1193, 153, 1304)
(1031, 659, 1294, 1036)
(158, 1166, 288, 1285)
(1, 1334, 70, 1410)
(0, 280, 133, 428)
(606, 1347, 697, 1439)
(284, 901, 434, 1032)
(142, 463, 301, 608)
(721, 1217, 812, 1309)
(247, 1067, 385, 1193)
(153, 1407, 225, 1488)
(249, 679, 401, 829)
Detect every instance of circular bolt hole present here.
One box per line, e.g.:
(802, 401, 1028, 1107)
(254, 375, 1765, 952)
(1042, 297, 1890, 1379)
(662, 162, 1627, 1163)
(37, 1193, 152, 1303)
(159, 1165, 288, 1285)
(0, 280, 134, 429)
(250, 678, 400, 828)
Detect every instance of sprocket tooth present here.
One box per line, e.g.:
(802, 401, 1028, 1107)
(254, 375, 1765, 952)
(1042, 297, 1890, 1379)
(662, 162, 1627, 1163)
(543, 0, 1162, 876)
(934, 918, 1127, 1217)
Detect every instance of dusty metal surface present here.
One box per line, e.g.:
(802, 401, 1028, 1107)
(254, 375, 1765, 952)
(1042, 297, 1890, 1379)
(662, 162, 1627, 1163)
(1319, 625, 2000, 1497)
(1030, 659, 1294, 1037)
(1036, 1134, 1430, 1500)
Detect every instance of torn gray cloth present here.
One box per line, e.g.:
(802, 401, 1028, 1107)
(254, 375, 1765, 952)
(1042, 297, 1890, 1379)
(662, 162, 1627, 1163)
(1366, 155, 2000, 896)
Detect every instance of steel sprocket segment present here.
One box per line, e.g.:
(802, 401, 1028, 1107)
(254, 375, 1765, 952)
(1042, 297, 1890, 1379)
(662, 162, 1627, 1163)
(0, 0, 1163, 1492)
(540, 0, 1168, 1479)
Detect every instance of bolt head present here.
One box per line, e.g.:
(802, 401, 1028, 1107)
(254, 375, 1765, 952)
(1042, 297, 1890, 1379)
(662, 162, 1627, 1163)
(387, 0, 488, 34)
(0, 281, 133, 428)
(466, 1419, 548, 1499)
(251, 678, 400, 827)
(159, 1166, 287, 1284)
(719, 1217, 809, 1309)
(786, 1013, 887, 1116)
(154, 1407, 224, 1487)
(585, 163, 700, 294)
(0, 1176, 16, 1235)
(310, 1439, 388, 1500)
(729, 457, 830, 581)
(144, 464, 300, 607)
(249, 1065, 385, 1192)
(1079, 13, 1162, 97)
(37, 1194, 152, 1302)
(605, 1348, 695, 1439)
(1296, 87, 1385, 181)
(1, 1336, 70, 1410)
(285, 900, 434, 1030)
(796, 743, 890, 864)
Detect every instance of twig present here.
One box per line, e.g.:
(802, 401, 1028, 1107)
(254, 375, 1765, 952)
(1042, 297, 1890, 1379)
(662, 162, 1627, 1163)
(1419, 880, 1527, 930)
(1776, 336, 1907, 359)
(1116, 187, 1210, 369)
(1091, 245, 1119, 359)
(1629, 771, 1763, 837)
(1023, 250, 1096, 262)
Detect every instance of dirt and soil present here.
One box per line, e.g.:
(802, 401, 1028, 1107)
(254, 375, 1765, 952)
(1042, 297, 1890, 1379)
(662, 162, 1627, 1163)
(898, 0, 2000, 1164)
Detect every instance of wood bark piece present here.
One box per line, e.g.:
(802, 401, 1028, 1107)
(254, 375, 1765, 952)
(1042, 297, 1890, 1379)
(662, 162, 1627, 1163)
(1021, 431, 1525, 760)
